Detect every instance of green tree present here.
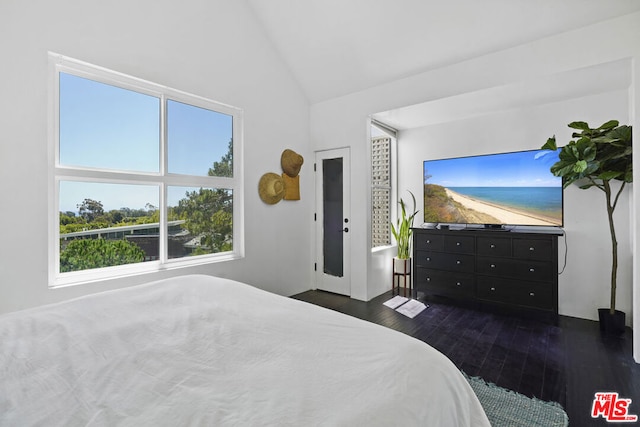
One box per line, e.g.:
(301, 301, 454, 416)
(77, 198, 104, 222)
(177, 139, 234, 254)
(60, 238, 145, 272)
(208, 139, 233, 177)
(60, 211, 85, 226)
(178, 188, 233, 254)
(107, 210, 124, 224)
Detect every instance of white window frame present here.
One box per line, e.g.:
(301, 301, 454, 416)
(48, 53, 244, 288)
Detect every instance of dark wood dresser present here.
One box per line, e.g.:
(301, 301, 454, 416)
(412, 227, 560, 315)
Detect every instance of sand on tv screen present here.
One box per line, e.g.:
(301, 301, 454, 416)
(423, 149, 563, 227)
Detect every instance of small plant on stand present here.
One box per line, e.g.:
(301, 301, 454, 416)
(391, 191, 419, 275)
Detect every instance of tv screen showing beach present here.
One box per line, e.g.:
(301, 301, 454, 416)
(423, 149, 563, 227)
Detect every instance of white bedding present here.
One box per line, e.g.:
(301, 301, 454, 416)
(0, 275, 490, 426)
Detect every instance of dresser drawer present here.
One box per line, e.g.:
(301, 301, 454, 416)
(477, 277, 554, 311)
(477, 257, 554, 282)
(444, 235, 475, 254)
(477, 236, 512, 257)
(415, 268, 475, 298)
(513, 238, 554, 261)
(414, 233, 444, 251)
(415, 251, 475, 273)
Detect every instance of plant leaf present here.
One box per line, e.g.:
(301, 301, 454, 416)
(598, 171, 622, 181)
(541, 136, 557, 151)
(597, 120, 619, 131)
(578, 182, 597, 190)
(568, 121, 590, 131)
(573, 160, 587, 173)
(607, 125, 632, 142)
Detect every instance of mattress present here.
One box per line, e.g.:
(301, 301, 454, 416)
(0, 274, 490, 426)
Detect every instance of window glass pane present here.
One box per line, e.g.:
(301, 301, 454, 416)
(322, 158, 344, 277)
(59, 73, 160, 172)
(167, 100, 233, 177)
(59, 181, 160, 272)
(167, 186, 233, 258)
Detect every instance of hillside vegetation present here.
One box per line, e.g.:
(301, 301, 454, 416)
(423, 184, 499, 224)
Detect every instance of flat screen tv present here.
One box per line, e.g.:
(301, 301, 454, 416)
(423, 148, 563, 228)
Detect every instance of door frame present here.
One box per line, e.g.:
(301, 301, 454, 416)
(314, 147, 351, 296)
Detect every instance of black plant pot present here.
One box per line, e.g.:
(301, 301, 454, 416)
(598, 308, 626, 336)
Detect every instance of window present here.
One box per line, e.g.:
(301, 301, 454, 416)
(370, 120, 396, 249)
(49, 53, 243, 287)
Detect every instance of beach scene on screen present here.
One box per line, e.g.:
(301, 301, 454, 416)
(423, 150, 563, 227)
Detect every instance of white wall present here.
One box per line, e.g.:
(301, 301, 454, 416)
(398, 90, 632, 323)
(309, 10, 640, 325)
(0, 0, 313, 313)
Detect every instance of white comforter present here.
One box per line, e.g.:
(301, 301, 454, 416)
(0, 275, 489, 426)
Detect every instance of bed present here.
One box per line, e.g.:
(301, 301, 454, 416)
(0, 274, 490, 426)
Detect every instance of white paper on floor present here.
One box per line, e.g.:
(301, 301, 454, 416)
(395, 299, 427, 318)
(383, 295, 409, 309)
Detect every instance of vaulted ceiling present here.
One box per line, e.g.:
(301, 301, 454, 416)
(247, 0, 640, 105)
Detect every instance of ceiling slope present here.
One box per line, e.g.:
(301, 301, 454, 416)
(247, 0, 640, 104)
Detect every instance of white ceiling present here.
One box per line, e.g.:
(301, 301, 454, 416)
(247, 0, 640, 106)
(372, 58, 633, 130)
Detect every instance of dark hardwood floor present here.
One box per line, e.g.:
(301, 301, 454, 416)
(291, 289, 640, 426)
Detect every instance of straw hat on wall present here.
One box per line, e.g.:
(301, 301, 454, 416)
(281, 149, 304, 200)
(281, 149, 304, 178)
(258, 172, 285, 204)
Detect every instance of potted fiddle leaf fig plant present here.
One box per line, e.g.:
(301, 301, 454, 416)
(541, 120, 632, 334)
(391, 191, 419, 274)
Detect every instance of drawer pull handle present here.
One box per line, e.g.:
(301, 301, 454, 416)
(529, 292, 535, 297)
(426, 240, 431, 244)
(456, 242, 461, 246)
(490, 287, 496, 291)
(456, 260, 461, 265)
(456, 282, 461, 286)
(426, 277, 431, 282)
(426, 257, 431, 261)
(529, 268, 535, 272)
(490, 264, 496, 268)
(490, 244, 495, 248)
(529, 247, 535, 251)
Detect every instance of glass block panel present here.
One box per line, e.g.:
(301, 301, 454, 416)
(371, 135, 391, 248)
(372, 187, 391, 247)
(371, 136, 390, 186)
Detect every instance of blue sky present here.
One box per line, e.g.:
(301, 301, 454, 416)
(59, 73, 232, 213)
(423, 149, 562, 188)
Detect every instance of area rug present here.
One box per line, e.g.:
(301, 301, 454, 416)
(464, 374, 568, 427)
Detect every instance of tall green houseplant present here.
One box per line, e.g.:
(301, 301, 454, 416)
(391, 191, 419, 259)
(541, 120, 632, 318)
